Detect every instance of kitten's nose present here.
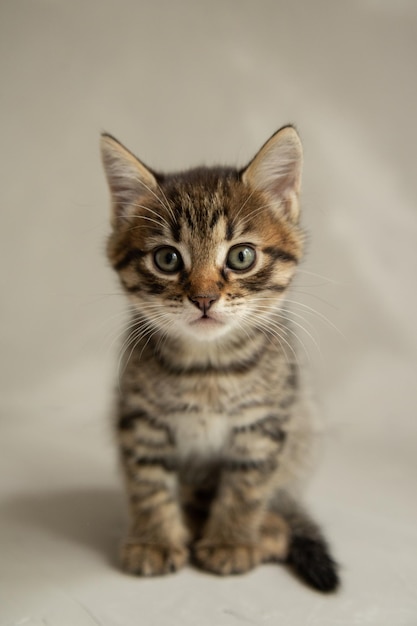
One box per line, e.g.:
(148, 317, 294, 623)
(189, 295, 219, 315)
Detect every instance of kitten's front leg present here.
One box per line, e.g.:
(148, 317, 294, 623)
(121, 463, 190, 576)
(195, 424, 284, 575)
(194, 465, 274, 575)
(119, 417, 190, 576)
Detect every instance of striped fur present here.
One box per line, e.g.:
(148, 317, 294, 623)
(101, 126, 339, 592)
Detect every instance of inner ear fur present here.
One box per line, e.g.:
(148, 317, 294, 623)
(100, 133, 158, 225)
(241, 125, 303, 222)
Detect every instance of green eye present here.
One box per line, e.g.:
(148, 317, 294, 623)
(227, 245, 256, 272)
(154, 247, 183, 273)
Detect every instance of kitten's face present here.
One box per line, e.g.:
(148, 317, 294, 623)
(102, 128, 304, 344)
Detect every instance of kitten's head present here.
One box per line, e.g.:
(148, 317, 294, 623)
(101, 126, 304, 344)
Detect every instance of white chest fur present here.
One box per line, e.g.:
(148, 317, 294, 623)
(173, 411, 230, 461)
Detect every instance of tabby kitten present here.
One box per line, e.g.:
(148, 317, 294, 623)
(101, 126, 339, 592)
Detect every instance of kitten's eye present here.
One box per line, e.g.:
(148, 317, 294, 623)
(227, 245, 256, 272)
(154, 247, 183, 273)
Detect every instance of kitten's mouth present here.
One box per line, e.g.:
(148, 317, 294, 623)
(191, 313, 222, 326)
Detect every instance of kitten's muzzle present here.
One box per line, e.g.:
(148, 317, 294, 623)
(188, 295, 219, 316)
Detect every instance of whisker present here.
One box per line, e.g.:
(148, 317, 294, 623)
(106, 317, 144, 353)
(232, 187, 259, 226)
(250, 304, 320, 345)
(154, 317, 177, 355)
(283, 298, 345, 339)
(249, 305, 318, 364)
(155, 182, 177, 224)
(241, 312, 298, 367)
(289, 289, 339, 310)
(136, 322, 169, 363)
(115, 309, 173, 378)
(296, 268, 341, 285)
(232, 315, 258, 345)
(247, 294, 343, 339)
(93, 307, 139, 347)
(131, 174, 172, 215)
(121, 214, 169, 232)
(124, 204, 171, 229)
(246, 298, 317, 335)
(236, 203, 274, 230)
(259, 321, 298, 366)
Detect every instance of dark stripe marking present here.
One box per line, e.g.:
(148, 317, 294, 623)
(239, 265, 275, 292)
(119, 409, 150, 430)
(184, 207, 194, 230)
(152, 338, 267, 376)
(170, 220, 181, 242)
(114, 247, 146, 271)
(135, 436, 171, 449)
(286, 363, 298, 389)
(268, 284, 288, 293)
(121, 280, 142, 294)
(263, 246, 298, 264)
(134, 456, 177, 472)
(209, 209, 221, 229)
(233, 415, 287, 445)
(131, 494, 176, 515)
(223, 457, 278, 473)
(118, 410, 173, 441)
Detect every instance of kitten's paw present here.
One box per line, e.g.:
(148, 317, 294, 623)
(121, 540, 189, 576)
(194, 543, 261, 575)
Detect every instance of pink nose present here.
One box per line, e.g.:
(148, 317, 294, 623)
(189, 295, 219, 314)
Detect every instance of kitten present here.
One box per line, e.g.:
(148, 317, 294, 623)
(101, 126, 339, 592)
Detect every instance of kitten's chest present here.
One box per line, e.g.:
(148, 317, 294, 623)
(173, 411, 230, 462)
(169, 376, 233, 461)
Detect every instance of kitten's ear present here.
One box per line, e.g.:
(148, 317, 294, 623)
(100, 133, 158, 224)
(241, 125, 303, 222)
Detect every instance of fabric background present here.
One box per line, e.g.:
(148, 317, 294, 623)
(1, 1, 416, 624)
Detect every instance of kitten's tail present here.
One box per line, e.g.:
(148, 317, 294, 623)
(263, 491, 340, 593)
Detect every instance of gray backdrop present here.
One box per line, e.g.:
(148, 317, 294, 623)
(1, 1, 416, 624)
